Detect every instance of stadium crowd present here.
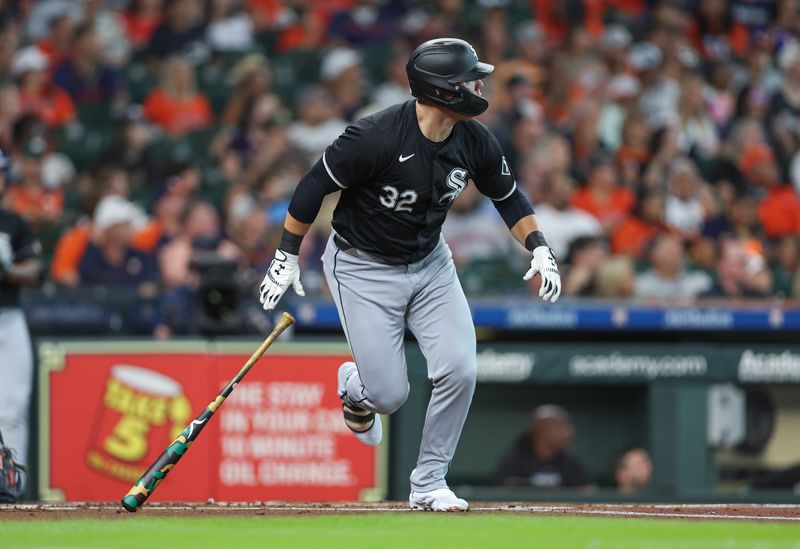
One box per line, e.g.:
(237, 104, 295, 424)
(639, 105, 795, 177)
(0, 0, 798, 335)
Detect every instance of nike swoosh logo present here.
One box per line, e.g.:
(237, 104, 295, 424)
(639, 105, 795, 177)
(399, 154, 415, 162)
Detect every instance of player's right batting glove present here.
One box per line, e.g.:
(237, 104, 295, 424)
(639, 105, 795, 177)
(524, 246, 562, 303)
(259, 250, 305, 311)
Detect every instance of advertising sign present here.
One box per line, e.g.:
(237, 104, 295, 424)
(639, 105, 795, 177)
(39, 342, 384, 502)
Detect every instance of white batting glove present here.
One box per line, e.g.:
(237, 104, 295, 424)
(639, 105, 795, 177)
(259, 250, 305, 311)
(524, 246, 561, 303)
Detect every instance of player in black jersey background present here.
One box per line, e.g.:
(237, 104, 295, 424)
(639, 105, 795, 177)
(0, 148, 42, 496)
(259, 38, 561, 511)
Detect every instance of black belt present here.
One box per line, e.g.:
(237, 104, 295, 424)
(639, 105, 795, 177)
(333, 234, 398, 265)
(333, 233, 358, 257)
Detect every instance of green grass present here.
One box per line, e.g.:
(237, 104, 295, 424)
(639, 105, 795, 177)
(3, 514, 800, 549)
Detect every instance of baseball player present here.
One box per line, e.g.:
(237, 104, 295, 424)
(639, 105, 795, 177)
(260, 38, 561, 511)
(0, 148, 42, 485)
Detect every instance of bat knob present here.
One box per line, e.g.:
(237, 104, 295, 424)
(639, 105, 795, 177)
(121, 495, 140, 512)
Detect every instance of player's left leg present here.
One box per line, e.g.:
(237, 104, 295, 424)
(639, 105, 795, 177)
(0, 309, 33, 473)
(405, 239, 476, 510)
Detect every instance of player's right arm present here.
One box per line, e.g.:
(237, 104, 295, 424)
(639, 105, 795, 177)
(259, 119, 387, 310)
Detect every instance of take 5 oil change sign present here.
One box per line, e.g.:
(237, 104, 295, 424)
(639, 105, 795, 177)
(38, 342, 384, 502)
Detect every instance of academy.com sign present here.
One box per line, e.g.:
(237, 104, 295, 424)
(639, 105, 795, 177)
(569, 353, 708, 379)
(738, 350, 800, 382)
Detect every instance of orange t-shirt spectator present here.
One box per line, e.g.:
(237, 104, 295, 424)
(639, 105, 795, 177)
(572, 155, 635, 232)
(612, 192, 669, 257)
(12, 46, 75, 127)
(739, 143, 800, 239)
(4, 140, 64, 228)
(143, 55, 212, 137)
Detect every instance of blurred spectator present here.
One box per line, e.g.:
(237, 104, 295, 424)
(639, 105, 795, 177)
(0, 84, 21, 151)
(228, 206, 270, 269)
(771, 236, 799, 297)
(595, 256, 635, 299)
(533, 0, 603, 46)
(143, 55, 212, 137)
(567, 99, 607, 182)
(367, 53, 413, 113)
(80, 0, 131, 67)
(221, 53, 272, 127)
(23, 1, 82, 43)
(633, 42, 677, 129)
(615, 112, 651, 187)
(571, 153, 634, 233)
(34, 13, 76, 69)
(0, 22, 21, 82)
(706, 61, 735, 131)
(52, 23, 125, 106)
(159, 159, 201, 200)
(490, 22, 548, 119)
(328, 0, 399, 47)
(207, 0, 255, 52)
(703, 237, 772, 298)
(122, 0, 164, 52)
(496, 404, 588, 489)
(739, 143, 800, 239)
(223, 93, 294, 187)
(634, 234, 713, 302)
(612, 190, 668, 257)
(146, 0, 205, 60)
(258, 0, 328, 54)
(703, 193, 761, 241)
(97, 107, 160, 194)
(4, 135, 63, 229)
(664, 157, 715, 239)
(132, 192, 186, 253)
(768, 42, 800, 168)
(13, 46, 75, 127)
(534, 171, 602, 261)
(321, 47, 365, 120)
(688, 0, 749, 61)
(676, 75, 719, 160)
(159, 199, 239, 289)
(441, 183, 513, 268)
(598, 75, 642, 153)
(287, 86, 347, 164)
(479, 4, 511, 67)
(78, 195, 157, 288)
(560, 236, 610, 297)
(614, 447, 653, 494)
(50, 181, 179, 287)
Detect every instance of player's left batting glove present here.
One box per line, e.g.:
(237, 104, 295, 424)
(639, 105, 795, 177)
(524, 246, 562, 303)
(259, 250, 305, 311)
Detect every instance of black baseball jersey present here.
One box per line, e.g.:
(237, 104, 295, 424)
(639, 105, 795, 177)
(323, 100, 517, 264)
(0, 208, 39, 308)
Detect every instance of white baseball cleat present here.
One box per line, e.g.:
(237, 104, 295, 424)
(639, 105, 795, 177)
(337, 362, 382, 446)
(409, 488, 469, 512)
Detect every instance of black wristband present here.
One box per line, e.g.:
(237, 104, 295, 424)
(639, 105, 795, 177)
(279, 228, 304, 255)
(524, 231, 548, 252)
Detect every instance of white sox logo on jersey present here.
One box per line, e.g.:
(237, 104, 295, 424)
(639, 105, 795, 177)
(440, 168, 469, 204)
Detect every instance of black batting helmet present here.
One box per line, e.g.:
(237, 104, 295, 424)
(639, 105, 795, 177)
(406, 38, 494, 117)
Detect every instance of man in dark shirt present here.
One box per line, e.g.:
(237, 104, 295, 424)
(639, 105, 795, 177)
(258, 38, 562, 511)
(78, 195, 157, 288)
(0, 148, 42, 487)
(496, 405, 588, 488)
(52, 23, 123, 105)
(146, 0, 205, 60)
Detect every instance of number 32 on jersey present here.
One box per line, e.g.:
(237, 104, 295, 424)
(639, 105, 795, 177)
(380, 185, 418, 212)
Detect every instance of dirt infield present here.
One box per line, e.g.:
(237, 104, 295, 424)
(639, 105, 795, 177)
(2, 502, 800, 522)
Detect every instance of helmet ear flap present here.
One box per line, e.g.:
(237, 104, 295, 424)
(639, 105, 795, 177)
(406, 38, 493, 117)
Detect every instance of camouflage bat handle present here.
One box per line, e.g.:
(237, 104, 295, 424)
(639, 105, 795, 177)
(121, 312, 295, 512)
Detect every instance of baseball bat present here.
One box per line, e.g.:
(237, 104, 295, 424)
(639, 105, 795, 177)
(120, 312, 295, 512)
